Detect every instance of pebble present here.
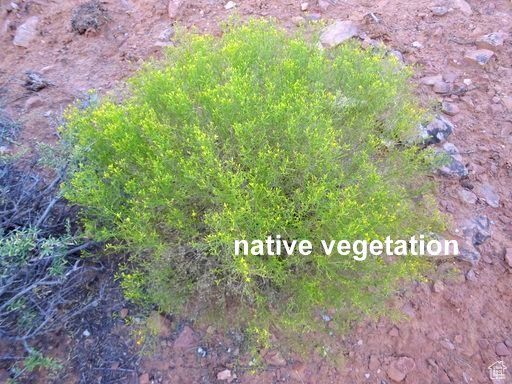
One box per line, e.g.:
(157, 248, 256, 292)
(387, 357, 415, 382)
(442, 101, 459, 116)
(502, 96, 512, 112)
(441, 339, 455, 350)
(318, 0, 330, 11)
(319, 20, 359, 48)
(476, 32, 507, 52)
(463, 49, 495, 67)
(224, 1, 236, 10)
(217, 369, 233, 381)
(301, 2, 309, 11)
(411, 41, 423, 49)
(505, 248, 512, 268)
(433, 81, 452, 94)
(420, 74, 443, 86)
(83, 329, 91, 337)
(495, 342, 511, 356)
(465, 269, 476, 281)
(139, 373, 150, 384)
(471, 215, 490, 246)
(431, 6, 449, 16)
(433, 280, 444, 293)
(197, 346, 207, 358)
(167, 0, 183, 18)
(452, 0, 473, 15)
(369, 355, 380, 370)
(13, 16, 39, 48)
(457, 246, 481, 265)
(173, 325, 197, 349)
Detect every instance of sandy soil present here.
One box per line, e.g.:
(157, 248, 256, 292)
(1, 0, 511, 383)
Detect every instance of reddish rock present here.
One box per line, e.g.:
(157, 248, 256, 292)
(173, 325, 197, 349)
(495, 342, 511, 356)
(387, 356, 416, 382)
(168, 0, 183, 19)
(464, 49, 495, 67)
(320, 20, 359, 48)
(369, 355, 380, 370)
(139, 373, 150, 384)
(442, 101, 459, 116)
(476, 32, 507, 51)
(13, 16, 39, 48)
(217, 369, 233, 381)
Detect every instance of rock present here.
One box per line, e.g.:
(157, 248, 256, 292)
(224, 1, 236, 10)
(442, 101, 459, 116)
(433, 280, 444, 293)
(440, 339, 455, 350)
(139, 373, 150, 384)
(390, 50, 404, 63)
(291, 16, 306, 26)
(471, 215, 490, 246)
(301, 2, 309, 11)
(389, 327, 399, 337)
(421, 74, 443, 86)
(438, 142, 468, 178)
(120, 308, 129, 318)
(387, 357, 415, 382)
(458, 188, 478, 205)
(411, 41, 423, 49)
(157, 27, 174, 42)
(13, 16, 39, 48)
(369, 355, 380, 370)
(25, 71, 50, 92)
(217, 369, 233, 381)
(495, 342, 511, 356)
(24, 96, 44, 111)
(197, 346, 207, 357)
(320, 20, 359, 48)
(431, 6, 449, 16)
(505, 248, 512, 268)
(505, 337, 512, 348)
(451, 0, 472, 15)
(168, 0, 183, 19)
(465, 269, 476, 281)
(458, 246, 481, 265)
(433, 81, 452, 94)
(263, 350, 287, 367)
(71, 1, 107, 34)
(174, 325, 197, 349)
(476, 32, 507, 52)
(420, 116, 454, 145)
(83, 329, 91, 337)
(463, 49, 495, 67)
(476, 183, 500, 208)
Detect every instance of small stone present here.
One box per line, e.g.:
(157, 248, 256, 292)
(433, 82, 452, 94)
(466, 269, 476, 281)
(197, 346, 207, 358)
(472, 215, 490, 246)
(463, 78, 472, 86)
(320, 20, 359, 48)
(442, 101, 459, 116)
(120, 308, 129, 318)
(369, 355, 380, 370)
(463, 49, 495, 67)
(389, 327, 399, 337)
(301, 2, 309, 11)
(421, 74, 443, 86)
(420, 116, 454, 145)
(13, 16, 39, 48)
(505, 337, 512, 348)
(433, 280, 444, 293)
(431, 6, 449, 16)
(322, 314, 332, 322)
(25, 71, 50, 92)
(291, 16, 306, 26)
(139, 373, 150, 384)
(505, 248, 512, 268)
(82, 329, 91, 337)
(224, 1, 236, 10)
(502, 96, 512, 112)
(441, 339, 455, 350)
(476, 32, 507, 52)
(454, 335, 463, 344)
(411, 41, 423, 49)
(495, 342, 511, 356)
(477, 183, 500, 208)
(458, 189, 477, 204)
(387, 357, 415, 382)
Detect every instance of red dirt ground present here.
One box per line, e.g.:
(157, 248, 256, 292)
(1, 0, 511, 383)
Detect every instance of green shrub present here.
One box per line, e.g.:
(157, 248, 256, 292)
(63, 20, 443, 330)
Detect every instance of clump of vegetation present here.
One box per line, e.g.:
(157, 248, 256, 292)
(62, 20, 443, 331)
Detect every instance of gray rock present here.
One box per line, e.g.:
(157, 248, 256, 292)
(451, 0, 472, 15)
(433, 81, 452, 94)
(457, 246, 481, 265)
(476, 32, 508, 52)
(442, 101, 459, 116)
(464, 49, 495, 67)
(431, 6, 449, 16)
(420, 116, 454, 145)
(471, 215, 491, 246)
(495, 342, 511, 356)
(438, 143, 468, 178)
(476, 183, 500, 208)
(24, 71, 50, 92)
(320, 20, 359, 48)
(13, 16, 39, 48)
